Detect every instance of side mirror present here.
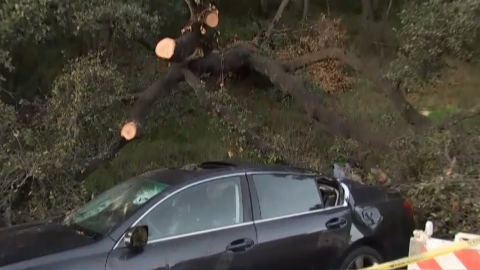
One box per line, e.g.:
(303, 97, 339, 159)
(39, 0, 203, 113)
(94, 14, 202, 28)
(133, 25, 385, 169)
(124, 225, 148, 250)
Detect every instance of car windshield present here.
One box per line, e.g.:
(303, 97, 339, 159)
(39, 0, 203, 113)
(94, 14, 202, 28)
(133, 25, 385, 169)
(62, 175, 169, 237)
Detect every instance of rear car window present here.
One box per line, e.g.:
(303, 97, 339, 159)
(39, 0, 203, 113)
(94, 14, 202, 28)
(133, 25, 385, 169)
(252, 174, 322, 219)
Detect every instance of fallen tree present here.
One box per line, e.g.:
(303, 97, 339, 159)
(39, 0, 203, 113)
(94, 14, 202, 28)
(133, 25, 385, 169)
(85, 0, 480, 183)
(122, 0, 388, 148)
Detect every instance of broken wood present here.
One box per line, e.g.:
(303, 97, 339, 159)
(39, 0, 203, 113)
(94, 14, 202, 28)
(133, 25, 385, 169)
(182, 0, 220, 34)
(128, 39, 392, 153)
(204, 10, 219, 28)
(121, 64, 184, 140)
(123, 44, 255, 141)
(188, 43, 256, 75)
(155, 23, 203, 62)
(121, 121, 140, 141)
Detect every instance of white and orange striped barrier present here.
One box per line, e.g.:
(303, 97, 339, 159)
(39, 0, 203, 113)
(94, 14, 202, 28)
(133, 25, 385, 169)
(408, 221, 480, 269)
(360, 221, 480, 270)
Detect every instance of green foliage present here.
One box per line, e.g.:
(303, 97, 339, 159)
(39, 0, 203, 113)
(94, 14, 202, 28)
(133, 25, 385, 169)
(393, 131, 480, 237)
(0, 0, 187, 224)
(389, 0, 480, 86)
(46, 53, 128, 160)
(0, 53, 131, 223)
(381, 1, 480, 234)
(70, 0, 164, 39)
(0, 0, 53, 43)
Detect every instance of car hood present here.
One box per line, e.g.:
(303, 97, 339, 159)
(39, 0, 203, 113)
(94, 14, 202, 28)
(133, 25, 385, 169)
(0, 220, 96, 266)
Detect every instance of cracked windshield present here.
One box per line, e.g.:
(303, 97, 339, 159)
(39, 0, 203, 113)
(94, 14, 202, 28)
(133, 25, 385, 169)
(63, 176, 169, 236)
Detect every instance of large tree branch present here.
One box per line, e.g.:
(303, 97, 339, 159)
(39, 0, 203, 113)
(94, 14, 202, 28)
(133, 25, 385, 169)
(182, 0, 219, 32)
(155, 23, 204, 62)
(68, 48, 251, 180)
(121, 64, 184, 140)
(124, 42, 390, 152)
(122, 44, 256, 141)
(188, 43, 255, 75)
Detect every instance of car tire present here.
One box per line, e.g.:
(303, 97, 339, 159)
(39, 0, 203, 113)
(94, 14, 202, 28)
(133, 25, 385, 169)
(338, 246, 384, 269)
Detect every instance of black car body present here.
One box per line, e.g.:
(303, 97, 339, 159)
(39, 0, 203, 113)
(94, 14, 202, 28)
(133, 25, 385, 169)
(0, 161, 415, 270)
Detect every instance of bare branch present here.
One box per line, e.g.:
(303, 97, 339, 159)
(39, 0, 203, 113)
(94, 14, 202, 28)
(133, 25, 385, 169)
(155, 23, 203, 62)
(254, 0, 291, 45)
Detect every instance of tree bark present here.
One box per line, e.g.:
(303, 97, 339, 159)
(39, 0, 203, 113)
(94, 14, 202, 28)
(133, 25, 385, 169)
(121, 64, 184, 140)
(155, 23, 203, 62)
(123, 44, 255, 141)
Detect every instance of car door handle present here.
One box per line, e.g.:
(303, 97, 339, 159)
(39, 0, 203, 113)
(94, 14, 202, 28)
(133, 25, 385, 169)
(226, 238, 255, 252)
(326, 217, 347, 229)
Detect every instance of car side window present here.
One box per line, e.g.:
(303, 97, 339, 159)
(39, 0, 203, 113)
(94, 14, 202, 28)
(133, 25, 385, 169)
(252, 174, 322, 219)
(137, 176, 243, 240)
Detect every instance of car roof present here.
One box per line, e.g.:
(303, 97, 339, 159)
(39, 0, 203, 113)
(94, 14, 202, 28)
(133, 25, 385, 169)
(138, 160, 318, 187)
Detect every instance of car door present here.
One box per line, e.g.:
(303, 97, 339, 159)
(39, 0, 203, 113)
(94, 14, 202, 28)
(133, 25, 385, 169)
(106, 174, 258, 270)
(246, 172, 352, 270)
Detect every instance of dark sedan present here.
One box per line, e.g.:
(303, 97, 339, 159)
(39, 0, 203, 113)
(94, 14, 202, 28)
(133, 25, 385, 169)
(0, 161, 415, 270)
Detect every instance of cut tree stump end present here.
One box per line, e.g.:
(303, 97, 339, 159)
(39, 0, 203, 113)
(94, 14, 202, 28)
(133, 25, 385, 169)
(204, 10, 219, 28)
(121, 122, 138, 141)
(155, 38, 176, 59)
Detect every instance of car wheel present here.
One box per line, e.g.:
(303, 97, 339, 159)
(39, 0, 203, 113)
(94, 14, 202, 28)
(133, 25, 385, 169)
(338, 246, 383, 269)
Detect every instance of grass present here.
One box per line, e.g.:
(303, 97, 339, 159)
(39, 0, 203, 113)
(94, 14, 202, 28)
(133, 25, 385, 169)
(408, 61, 480, 124)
